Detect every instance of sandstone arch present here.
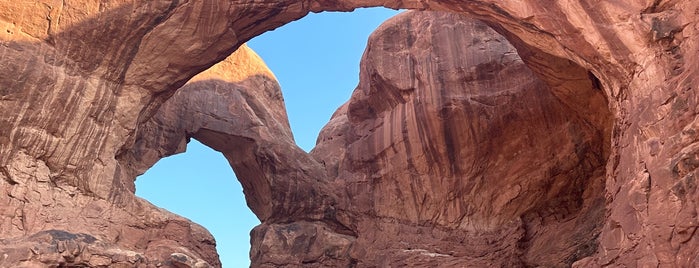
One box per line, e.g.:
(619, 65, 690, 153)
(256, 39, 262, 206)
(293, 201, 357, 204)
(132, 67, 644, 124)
(0, 0, 697, 267)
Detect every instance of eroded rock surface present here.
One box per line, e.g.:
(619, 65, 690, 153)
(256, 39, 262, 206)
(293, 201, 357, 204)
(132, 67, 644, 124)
(1, 0, 698, 267)
(120, 44, 338, 226)
(0, 43, 284, 267)
(307, 11, 609, 267)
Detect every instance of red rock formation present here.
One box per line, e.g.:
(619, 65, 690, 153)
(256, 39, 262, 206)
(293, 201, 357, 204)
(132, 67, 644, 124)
(307, 11, 609, 267)
(0, 0, 698, 267)
(0, 43, 283, 267)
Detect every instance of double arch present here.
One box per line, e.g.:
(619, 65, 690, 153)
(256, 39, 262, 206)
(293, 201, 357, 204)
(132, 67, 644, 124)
(1, 0, 695, 266)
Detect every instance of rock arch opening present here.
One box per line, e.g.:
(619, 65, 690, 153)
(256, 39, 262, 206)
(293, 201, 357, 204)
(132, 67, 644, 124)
(8, 0, 697, 266)
(128, 8, 402, 267)
(123, 8, 614, 267)
(248, 8, 401, 151)
(135, 139, 258, 267)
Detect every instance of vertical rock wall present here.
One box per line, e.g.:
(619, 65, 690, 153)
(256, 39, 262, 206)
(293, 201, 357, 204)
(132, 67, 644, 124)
(306, 11, 609, 267)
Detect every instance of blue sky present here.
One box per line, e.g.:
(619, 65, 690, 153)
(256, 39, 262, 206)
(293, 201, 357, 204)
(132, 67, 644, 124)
(135, 8, 401, 267)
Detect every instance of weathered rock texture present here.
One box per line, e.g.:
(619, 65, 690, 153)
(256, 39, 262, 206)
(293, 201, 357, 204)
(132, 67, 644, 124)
(0, 43, 281, 267)
(306, 11, 611, 267)
(0, 0, 698, 267)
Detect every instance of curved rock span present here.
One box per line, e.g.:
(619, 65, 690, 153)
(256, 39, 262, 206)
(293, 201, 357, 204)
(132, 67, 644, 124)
(0, 0, 698, 267)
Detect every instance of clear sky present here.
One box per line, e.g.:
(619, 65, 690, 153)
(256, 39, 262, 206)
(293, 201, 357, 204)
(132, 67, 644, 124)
(135, 8, 401, 268)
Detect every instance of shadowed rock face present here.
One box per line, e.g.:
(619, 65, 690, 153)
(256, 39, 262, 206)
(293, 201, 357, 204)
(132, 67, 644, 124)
(0, 44, 283, 268)
(306, 11, 609, 267)
(1, 0, 698, 267)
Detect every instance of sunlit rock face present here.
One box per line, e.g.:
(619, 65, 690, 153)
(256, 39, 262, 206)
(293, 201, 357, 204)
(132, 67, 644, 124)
(118, 44, 335, 225)
(0, 0, 698, 267)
